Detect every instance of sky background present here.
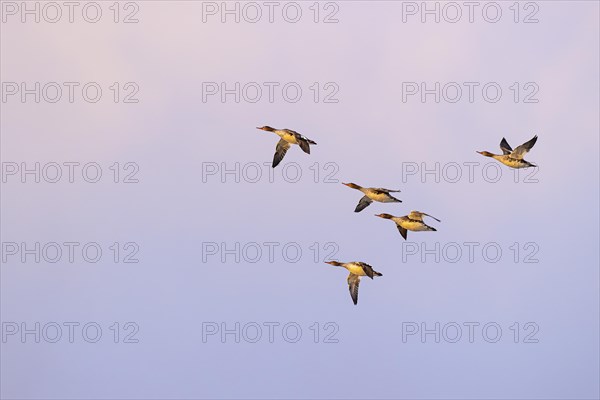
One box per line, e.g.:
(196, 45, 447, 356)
(1, 1, 599, 399)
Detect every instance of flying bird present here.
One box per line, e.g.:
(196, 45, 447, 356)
(257, 126, 317, 168)
(375, 211, 440, 240)
(325, 261, 383, 305)
(342, 182, 401, 212)
(477, 135, 538, 168)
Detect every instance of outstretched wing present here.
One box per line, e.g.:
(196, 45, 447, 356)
(408, 211, 423, 221)
(372, 188, 402, 203)
(347, 274, 360, 305)
(356, 262, 375, 279)
(499, 138, 513, 155)
(408, 211, 441, 223)
(354, 196, 373, 212)
(397, 225, 408, 240)
(297, 138, 311, 154)
(422, 213, 441, 222)
(511, 135, 538, 160)
(272, 139, 290, 168)
(373, 188, 400, 193)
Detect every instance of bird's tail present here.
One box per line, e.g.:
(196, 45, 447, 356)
(374, 271, 383, 277)
(308, 139, 317, 145)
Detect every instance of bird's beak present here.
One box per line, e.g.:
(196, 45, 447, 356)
(256, 127, 262, 130)
(342, 182, 349, 186)
(324, 261, 335, 265)
(375, 214, 383, 218)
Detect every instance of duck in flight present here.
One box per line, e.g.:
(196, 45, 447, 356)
(257, 126, 317, 168)
(325, 261, 383, 305)
(477, 135, 538, 168)
(375, 211, 441, 240)
(342, 183, 401, 212)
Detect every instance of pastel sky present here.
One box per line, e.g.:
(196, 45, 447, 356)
(1, 1, 599, 399)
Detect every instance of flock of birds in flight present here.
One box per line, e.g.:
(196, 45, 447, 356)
(257, 126, 539, 305)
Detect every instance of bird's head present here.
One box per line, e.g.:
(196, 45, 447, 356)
(375, 213, 394, 219)
(325, 261, 343, 267)
(477, 151, 494, 157)
(342, 182, 360, 189)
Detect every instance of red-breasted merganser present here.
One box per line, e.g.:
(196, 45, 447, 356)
(257, 126, 317, 168)
(342, 182, 401, 212)
(375, 211, 441, 240)
(477, 135, 538, 168)
(325, 261, 383, 305)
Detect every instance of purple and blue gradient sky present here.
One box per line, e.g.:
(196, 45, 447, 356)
(1, 1, 599, 399)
